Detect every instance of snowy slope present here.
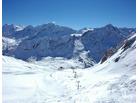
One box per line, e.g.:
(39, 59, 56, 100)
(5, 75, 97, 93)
(2, 55, 84, 103)
(73, 35, 95, 67)
(2, 34, 136, 103)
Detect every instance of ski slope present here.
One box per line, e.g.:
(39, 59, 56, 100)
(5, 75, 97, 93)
(2, 35, 136, 103)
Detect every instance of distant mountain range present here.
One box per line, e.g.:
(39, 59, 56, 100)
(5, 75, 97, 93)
(2, 23, 136, 66)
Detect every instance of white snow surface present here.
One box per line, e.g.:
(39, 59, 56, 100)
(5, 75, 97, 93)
(71, 33, 83, 37)
(81, 28, 93, 33)
(2, 37, 21, 50)
(14, 25, 25, 31)
(2, 35, 136, 103)
(73, 37, 95, 67)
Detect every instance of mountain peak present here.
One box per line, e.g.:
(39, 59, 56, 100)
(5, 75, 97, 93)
(47, 22, 56, 26)
(103, 24, 119, 32)
(105, 24, 114, 28)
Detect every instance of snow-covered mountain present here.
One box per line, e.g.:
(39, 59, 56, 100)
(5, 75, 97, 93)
(2, 23, 135, 65)
(2, 34, 136, 103)
(3, 23, 76, 39)
(81, 24, 127, 62)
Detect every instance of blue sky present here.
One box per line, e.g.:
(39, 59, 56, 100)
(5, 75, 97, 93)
(3, 0, 136, 29)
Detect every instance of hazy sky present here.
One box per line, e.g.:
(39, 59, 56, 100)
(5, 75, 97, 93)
(3, 0, 136, 29)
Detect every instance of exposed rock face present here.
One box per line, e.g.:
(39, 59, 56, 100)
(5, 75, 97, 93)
(81, 24, 127, 62)
(100, 33, 136, 64)
(122, 36, 136, 51)
(100, 48, 116, 63)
